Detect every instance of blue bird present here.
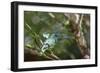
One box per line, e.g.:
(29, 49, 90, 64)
(40, 32, 73, 55)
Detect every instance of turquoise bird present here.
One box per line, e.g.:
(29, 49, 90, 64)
(40, 32, 72, 55)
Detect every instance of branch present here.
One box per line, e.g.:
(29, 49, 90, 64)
(25, 48, 57, 60)
(64, 14, 90, 58)
(49, 51, 60, 60)
(75, 14, 90, 58)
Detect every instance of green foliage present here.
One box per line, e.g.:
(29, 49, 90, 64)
(24, 11, 84, 61)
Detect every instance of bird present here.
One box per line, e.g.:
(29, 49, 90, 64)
(40, 32, 73, 55)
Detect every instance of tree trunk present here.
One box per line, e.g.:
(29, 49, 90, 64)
(64, 13, 90, 59)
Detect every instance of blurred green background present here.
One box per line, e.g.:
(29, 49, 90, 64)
(24, 11, 89, 61)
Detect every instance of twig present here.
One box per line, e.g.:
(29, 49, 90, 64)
(50, 52, 60, 60)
